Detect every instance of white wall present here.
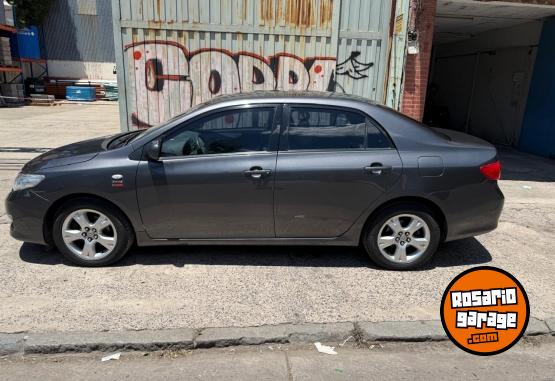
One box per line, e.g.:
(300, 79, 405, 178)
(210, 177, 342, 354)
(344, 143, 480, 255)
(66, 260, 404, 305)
(431, 22, 542, 146)
(46, 60, 117, 81)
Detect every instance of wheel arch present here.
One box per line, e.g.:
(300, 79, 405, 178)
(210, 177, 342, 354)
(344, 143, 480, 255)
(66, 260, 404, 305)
(43, 193, 136, 246)
(360, 196, 447, 244)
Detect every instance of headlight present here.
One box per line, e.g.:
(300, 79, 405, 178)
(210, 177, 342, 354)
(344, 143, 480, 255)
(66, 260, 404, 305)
(13, 173, 45, 191)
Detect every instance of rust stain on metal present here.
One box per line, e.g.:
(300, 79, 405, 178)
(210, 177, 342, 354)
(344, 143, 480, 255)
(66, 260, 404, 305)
(277, 0, 284, 23)
(319, 0, 333, 27)
(242, 0, 248, 21)
(260, 0, 275, 25)
(156, 0, 161, 21)
(277, 0, 333, 28)
(285, 0, 315, 28)
(148, 20, 163, 28)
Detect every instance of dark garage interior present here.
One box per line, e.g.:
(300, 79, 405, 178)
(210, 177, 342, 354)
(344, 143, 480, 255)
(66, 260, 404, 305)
(425, 0, 555, 158)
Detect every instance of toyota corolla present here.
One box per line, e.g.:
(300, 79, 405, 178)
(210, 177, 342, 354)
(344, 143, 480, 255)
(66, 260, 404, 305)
(5, 92, 504, 270)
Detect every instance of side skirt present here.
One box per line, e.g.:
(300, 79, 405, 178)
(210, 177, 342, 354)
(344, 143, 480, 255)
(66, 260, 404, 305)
(135, 231, 359, 247)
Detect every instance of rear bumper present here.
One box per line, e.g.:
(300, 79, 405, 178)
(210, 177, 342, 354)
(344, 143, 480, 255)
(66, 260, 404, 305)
(5, 190, 51, 245)
(443, 181, 504, 242)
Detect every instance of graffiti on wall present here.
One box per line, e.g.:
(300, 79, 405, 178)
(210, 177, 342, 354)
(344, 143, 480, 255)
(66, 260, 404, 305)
(336, 51, 374, 80)
(125, 41, 373, 128)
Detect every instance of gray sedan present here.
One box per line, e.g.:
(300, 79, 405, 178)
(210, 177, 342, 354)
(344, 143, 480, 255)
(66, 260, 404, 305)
(6, 92, 504, 270)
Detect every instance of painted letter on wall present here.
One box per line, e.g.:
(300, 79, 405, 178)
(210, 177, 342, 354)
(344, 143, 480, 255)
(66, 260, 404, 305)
(125, 41, 371, 129)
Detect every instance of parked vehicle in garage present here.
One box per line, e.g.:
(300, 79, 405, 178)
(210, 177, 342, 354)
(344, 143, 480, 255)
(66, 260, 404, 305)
(5, 92, 504, 270)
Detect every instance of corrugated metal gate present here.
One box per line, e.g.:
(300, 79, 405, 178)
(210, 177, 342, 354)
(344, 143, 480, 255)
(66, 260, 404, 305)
(112, 0, 393, 130)
(43, 0, 115, 63)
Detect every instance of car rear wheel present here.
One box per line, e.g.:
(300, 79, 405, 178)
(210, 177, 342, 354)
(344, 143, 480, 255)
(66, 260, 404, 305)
(363, 204, 441, 270)
(52, 198, 134, 266)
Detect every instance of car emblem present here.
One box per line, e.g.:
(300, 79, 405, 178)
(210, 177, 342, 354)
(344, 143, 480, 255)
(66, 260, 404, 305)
(112, 174, 124, 188)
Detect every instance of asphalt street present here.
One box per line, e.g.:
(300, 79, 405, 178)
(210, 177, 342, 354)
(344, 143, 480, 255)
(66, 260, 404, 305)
(0, 104, 553, 333)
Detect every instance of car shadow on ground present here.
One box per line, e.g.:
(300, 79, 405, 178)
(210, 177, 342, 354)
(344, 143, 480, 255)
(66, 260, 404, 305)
(19, 238, 492, 271)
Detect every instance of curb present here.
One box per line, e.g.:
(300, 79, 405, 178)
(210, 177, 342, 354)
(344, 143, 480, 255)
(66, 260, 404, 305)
(358, 320, 447, 342)
(23, 329, 196, 355)
(194, 322, 354, 348)
(1, 318, 553, 356)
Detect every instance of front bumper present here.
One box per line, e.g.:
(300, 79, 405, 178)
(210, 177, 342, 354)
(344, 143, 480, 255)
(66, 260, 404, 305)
(5, 189, 51, 245)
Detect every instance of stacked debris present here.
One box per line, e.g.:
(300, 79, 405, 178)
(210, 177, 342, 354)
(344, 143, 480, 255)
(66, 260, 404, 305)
(0, 83, 24, 105)
(30, 94, 58, 106)
(103, 83, 118, 100)
(0, 37, 12, 66)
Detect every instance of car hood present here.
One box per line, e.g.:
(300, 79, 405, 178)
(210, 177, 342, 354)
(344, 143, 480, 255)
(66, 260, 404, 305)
(22, 136, 109, 172)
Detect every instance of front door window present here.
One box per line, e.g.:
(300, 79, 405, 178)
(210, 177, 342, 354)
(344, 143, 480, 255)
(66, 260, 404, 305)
(160, 108, 276, 157)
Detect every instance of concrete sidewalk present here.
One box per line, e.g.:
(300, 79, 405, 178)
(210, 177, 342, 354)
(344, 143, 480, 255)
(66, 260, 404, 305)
(1, 337, 554, 381)
(1, 318, 552, 356)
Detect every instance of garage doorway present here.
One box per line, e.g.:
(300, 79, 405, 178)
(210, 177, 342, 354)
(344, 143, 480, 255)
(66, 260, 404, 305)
(425, 0, 555, 147)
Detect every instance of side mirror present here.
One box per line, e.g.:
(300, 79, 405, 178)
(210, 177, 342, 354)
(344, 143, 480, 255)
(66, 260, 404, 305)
(145, 139, 161, 161)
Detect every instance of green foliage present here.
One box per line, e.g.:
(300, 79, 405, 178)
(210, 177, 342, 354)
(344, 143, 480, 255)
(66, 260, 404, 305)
(6, 0, 54, 27)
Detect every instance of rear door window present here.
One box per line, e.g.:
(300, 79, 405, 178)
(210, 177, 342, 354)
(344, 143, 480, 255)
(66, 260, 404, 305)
(286, 106, 391, 150)
(287, 107, 366, 150)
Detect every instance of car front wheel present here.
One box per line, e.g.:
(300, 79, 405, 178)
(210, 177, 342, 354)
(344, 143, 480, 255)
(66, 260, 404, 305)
(363, 204, 441, 270)
(52, 198, 134, 266)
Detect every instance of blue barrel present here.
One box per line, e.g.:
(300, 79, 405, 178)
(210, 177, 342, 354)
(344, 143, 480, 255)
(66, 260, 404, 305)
(66, 86, 96, 101)
(10, 26, 40, 59)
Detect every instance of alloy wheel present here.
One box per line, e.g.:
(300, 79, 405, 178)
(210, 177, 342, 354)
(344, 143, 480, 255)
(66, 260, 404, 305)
(61, 209, 118, 260)
(376, 214, 431, 264)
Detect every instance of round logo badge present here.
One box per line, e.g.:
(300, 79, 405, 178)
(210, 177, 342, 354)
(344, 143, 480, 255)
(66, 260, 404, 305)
(440, 266, 529, 356)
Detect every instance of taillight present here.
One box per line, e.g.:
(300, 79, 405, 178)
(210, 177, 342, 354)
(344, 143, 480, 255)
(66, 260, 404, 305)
(480, 160, 501, 181)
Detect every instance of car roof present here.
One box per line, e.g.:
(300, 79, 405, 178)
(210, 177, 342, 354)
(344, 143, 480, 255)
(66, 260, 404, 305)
(199, 91, 378, 107)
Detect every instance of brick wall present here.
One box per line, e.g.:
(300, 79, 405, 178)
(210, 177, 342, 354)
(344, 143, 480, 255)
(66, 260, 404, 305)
(401, 0, 438, 121)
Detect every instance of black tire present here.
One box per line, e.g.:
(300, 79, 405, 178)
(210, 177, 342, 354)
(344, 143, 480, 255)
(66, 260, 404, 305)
(362, 203, 441, 270)
(52, 198, 134, 267)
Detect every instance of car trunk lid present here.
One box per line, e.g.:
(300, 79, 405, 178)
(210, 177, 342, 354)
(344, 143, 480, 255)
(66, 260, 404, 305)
(432, 128, 495, 150)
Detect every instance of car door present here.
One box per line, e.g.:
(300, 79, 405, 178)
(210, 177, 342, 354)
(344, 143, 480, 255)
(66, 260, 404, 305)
(136, 105, 280, 239)
(274, 104, 402, 238)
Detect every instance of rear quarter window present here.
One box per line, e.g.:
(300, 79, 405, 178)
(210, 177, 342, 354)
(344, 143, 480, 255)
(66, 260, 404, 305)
(367, 121, 392, 149)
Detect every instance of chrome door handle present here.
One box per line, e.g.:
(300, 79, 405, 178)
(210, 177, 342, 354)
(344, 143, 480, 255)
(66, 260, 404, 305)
(244, 169, 272, 179)
(364, 164, 392, 175)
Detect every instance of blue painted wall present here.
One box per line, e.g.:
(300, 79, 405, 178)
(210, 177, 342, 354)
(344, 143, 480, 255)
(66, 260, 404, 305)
(519, 17, 555, 159)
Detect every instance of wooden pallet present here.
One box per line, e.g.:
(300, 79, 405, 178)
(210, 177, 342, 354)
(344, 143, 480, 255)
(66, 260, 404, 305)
(30, 101, 61, 106)
(30, 94, 60, 106)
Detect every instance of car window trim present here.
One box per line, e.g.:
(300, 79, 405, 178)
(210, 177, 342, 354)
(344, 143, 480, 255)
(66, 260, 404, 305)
(276, 147, 394, 155)
(280, 103, 394, 152)
(158, 150, 277, 162)
(155, 103, 282, 160)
